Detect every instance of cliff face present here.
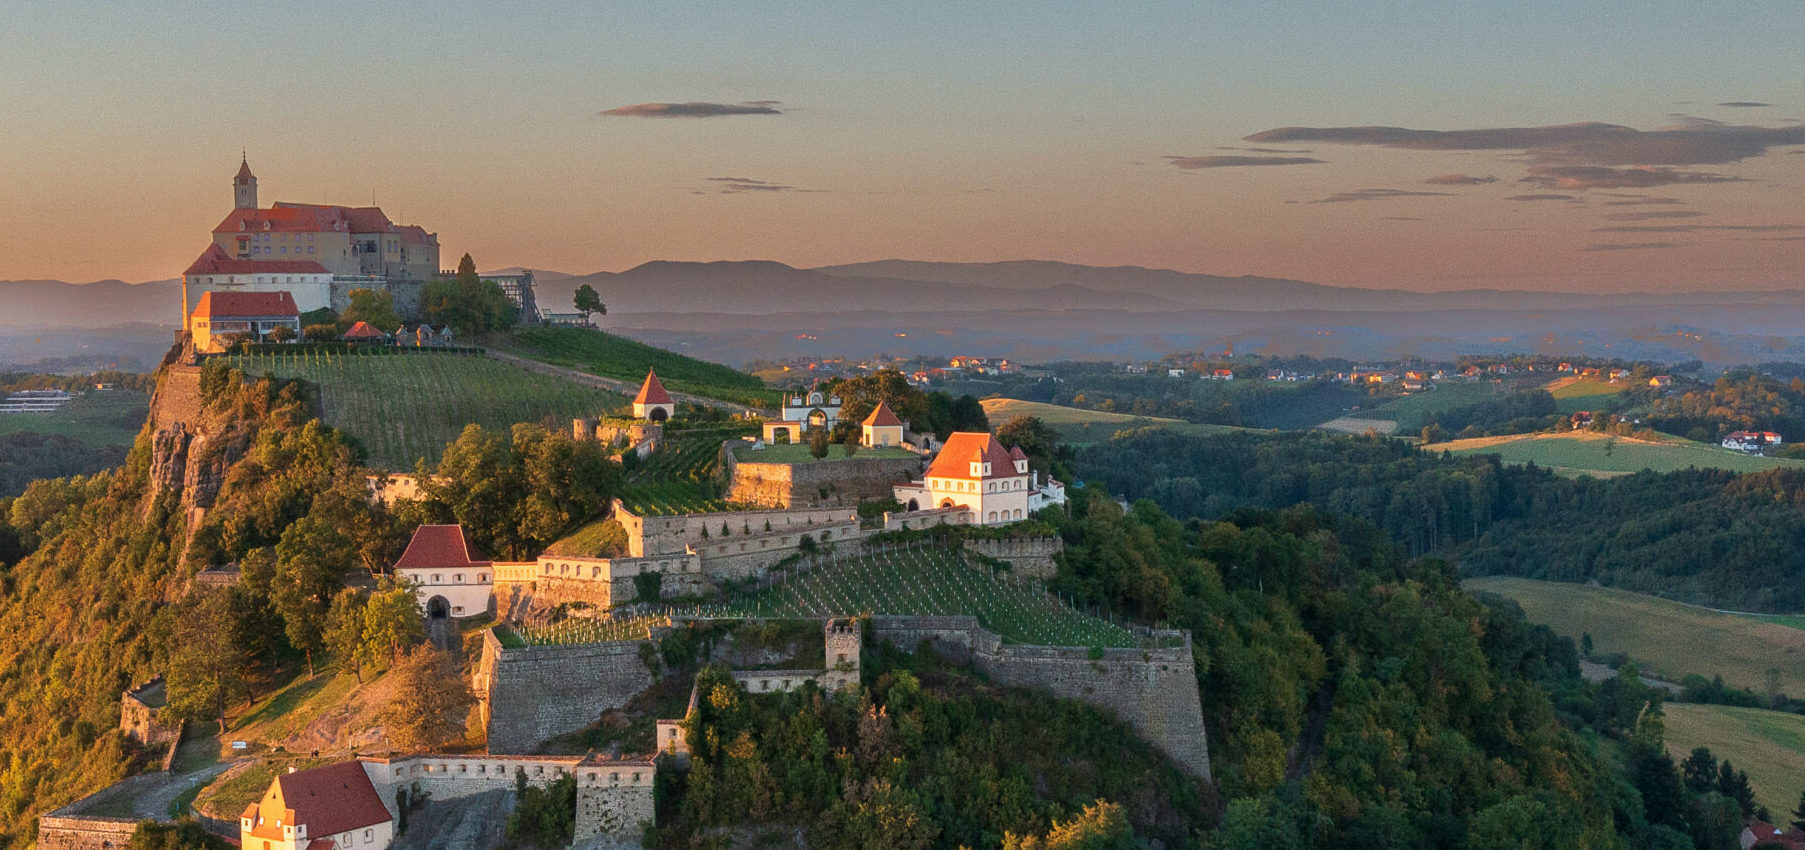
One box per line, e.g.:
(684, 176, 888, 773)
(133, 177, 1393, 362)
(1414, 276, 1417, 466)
(142, 356, 246, 521)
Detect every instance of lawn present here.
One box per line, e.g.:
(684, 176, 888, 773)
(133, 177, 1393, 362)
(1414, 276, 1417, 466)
(734, 443, 919, 464)
(0, 389, 147, 446)
(1361, 381, 1500, 429)
(1545, 376, 1628, 415)
(693, 544, 1154, 648)
(227, 670, 361, 747)
(1463, 576, 1805, 695)
(229, 349, 625, 469)
(496, 326, 774, 408)
(1664, 703, 1805, 816)
(1436, 430, 1805, 477)
(978, 398, 1243, 445)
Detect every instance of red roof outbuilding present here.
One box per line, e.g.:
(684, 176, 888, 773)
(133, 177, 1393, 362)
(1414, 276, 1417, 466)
(926, 432, 1021, 481)
(862, 400, 903, 427)
(340, 321, 388, 340)
(241, 761, 391, 845)
(191, 290, 300, 319)
(394, 524, 490, 571)
(634, 369, 673, 405)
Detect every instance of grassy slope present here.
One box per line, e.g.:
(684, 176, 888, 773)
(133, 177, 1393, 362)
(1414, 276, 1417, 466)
(1436, 430, 1805, 477)
(1545, 377, 1628, 414)
(1463, 576, 1805, 695)
(229, 350, 624, 469)
(1664, 703, 1805, 816)
(1361, 381, 1499, 428)
(979, 397, 1244, 445)
(497, 326, 773, 407)
(0, 389, 148, 445)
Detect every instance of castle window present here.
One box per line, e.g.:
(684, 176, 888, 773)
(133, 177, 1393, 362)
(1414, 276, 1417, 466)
(610, 772, 620, 782)
(431, 574, 440, 583)
(454, 574, 462, 583)
(479, 574, 486, 582)
(634, 772, 642, 782)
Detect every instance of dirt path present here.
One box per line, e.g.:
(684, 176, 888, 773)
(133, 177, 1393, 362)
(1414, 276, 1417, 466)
(120, 759, 240, 820)
(483, 349, 770, 417)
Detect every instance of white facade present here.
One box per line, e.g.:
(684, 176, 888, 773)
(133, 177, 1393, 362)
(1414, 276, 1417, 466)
(186, 270, 333, 314)
(892, 432, 1067, 526)
(781, 389, 842, 431)
(400, 568, 493, 619)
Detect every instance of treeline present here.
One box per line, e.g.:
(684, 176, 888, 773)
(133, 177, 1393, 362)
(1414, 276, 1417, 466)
(961, 368, 1364, 430)
(0, 370, 156, 393)
(0, 433, 129, 498)
(1077, 428, 1805, 611)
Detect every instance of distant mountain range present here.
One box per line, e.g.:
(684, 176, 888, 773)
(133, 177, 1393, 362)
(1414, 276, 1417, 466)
(6, 260, 1805, 367)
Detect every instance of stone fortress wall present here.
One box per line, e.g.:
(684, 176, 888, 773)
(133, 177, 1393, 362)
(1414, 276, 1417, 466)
(723, 445, 924, 508)
(475, 628, 662, 755)
(360, 753, 654, 848)
(867, 615, 1211, 779)
(962, 537, 1063, 580)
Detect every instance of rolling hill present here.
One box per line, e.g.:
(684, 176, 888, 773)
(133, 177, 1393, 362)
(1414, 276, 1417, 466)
(1436, 430, 1805, 477)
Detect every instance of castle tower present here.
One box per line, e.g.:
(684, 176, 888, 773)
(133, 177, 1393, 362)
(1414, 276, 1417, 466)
(233, 155, 257, 210)
(823, 618, 862, 691)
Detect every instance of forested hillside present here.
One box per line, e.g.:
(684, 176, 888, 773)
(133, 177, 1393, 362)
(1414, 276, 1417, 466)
(1078, 428, 1805, 611)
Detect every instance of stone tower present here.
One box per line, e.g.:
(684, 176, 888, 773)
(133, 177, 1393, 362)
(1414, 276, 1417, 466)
(822, 618, 862, 691)
(233, 156, 257, 210)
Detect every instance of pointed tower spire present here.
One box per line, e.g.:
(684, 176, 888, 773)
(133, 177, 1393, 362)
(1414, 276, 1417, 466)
(234, 155, 258, 209)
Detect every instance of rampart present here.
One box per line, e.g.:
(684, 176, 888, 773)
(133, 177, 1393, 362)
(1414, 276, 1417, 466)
(476, 629, 658, 754)
(963, 537, 1064, 579)
(869, 616, 1211, 779)
(36, 815, 138, 850)
(724, 449, 923, 508)
(361, 753, 654, 846)
(613, 500, 855, 558)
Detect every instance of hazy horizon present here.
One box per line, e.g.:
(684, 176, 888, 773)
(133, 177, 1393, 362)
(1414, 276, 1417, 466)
(2, 1, 1802, 293)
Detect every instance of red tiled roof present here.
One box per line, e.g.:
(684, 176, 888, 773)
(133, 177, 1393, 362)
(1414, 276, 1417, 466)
(236, 158, 255, 182)
(634, 369, 673, 405)
(192, 290, 300, 319)
(213, 205, 350, 235)
(340, 321, 388, 340)
(184, 243, 330, 277)
(862, 400, 903, 427)
(395, 224, 437, 245)
(394, 524, 490, 571)
(1009, 445, 1028, 460)
(274, 761, 392, 839)
(273, 202, 399, 235)
(926, 432, 1020, 480)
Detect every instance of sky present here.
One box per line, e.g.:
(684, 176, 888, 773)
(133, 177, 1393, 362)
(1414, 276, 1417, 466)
(1, 1, 1802, 292)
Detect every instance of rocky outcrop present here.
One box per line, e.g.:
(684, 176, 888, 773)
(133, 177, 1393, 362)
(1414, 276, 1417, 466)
(147, 424, 191, 499)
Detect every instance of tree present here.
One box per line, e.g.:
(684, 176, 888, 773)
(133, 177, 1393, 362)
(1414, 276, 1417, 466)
(266, 325, 296, 343)
(422, 253, 515, 338)
(381, 645, 475, 751)
(1003, 800, 1135, 849)
(273, 515, 354, 676)
(1421, 423, 1445, 444)
(1791, 788, 1805, 831)
(127, 819, 233, 849)
(573, 284, 605, 324)
(809, 427, 830, 460)
(1682, 746, 1718, 795)
(302, 323, 339, 342)
(164, 590, 250, 731)
(324, 588, 370, 681)
(996, 415, 1063, 478)
(506, 772, 576, 849)
(841, 428, 860, 458)
(361, 579, 426, 665)
(340, 289, 403, 333)
(949, 394, 990, 434)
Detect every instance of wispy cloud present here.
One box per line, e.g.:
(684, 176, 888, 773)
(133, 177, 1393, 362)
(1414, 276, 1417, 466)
(1521, 164, 1742, 189)
(1213, 146, 1314, 154)
(1592, 223, 1805, 234)
(697, 176, 811, 194)
(1165, 154, 1325, 169)
(1505, 193, 1578, 202)
(1719, 102, 1771, 108)
(1582, 241, 1686, 251)
(1600, 195, 1685, 206)
(602, 100, 782, 118)
(1605, 210, 1707, 221)
(1245, 120, 1805, 165)
(1304, 188, 1452, 203)
(1424, 174, 1498, 185)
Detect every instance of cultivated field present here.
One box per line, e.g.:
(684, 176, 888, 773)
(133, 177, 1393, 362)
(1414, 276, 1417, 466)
(619, 425, 755, 516)
(1664, 703, 1805, 816)
(1360, 381, 1499, 429)
(497, 327, 773, 408)
(1437, 430, 1805, 477)
(978, 398, 1241, 445)
(1464, 576, 1805, 695)
(0, 389, 148, 445)
(1317, 417, 1399, 436)
(229, 350, 625, 469)
(707, 545, 1150, 648)
(1545, 376, 1628, 414)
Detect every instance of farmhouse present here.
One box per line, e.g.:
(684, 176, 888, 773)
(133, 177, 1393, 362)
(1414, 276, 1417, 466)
(892, 431, 1066, 524)
(1722, 430, 1783, 452)
(188, 290, 302, 354)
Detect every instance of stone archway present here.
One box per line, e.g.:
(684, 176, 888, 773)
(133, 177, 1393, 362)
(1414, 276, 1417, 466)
(427, 596, 450, 619)
(907, 499, 920, 511)
(648, 407, 669, 423)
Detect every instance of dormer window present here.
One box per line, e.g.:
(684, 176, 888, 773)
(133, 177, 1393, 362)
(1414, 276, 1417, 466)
(1014, 459, 1028, 474)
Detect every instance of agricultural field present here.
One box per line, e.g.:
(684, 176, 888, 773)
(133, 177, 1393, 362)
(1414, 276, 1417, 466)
(1664, 703, 1805, 816)
(229, 349, 625, 469)
(1464, 576, 1805, 695)
(501, 613, 669, 647)
(698, 545, 1150, 648)
(978, 398, 1242, 445)
(497, 326, 774, 408)
(1317, 416, 1399, 436)
(0, 389, 147, 445)
(1545, 376, 1629, 415)
(619, 425, 756, 516)
(1437, 430, 1805, 477)
(1357, 381, 1499, 430)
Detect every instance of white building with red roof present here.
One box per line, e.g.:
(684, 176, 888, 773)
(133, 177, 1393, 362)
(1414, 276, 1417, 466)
(393, 524, 494, 619)
(861, 400, 905, 448)
(183, 242, 333, 316)
(892, 431, 1066, 525)
(188, 290, 302, 354)
(632, 369, 676, 421)
(240, 760, 394, 850)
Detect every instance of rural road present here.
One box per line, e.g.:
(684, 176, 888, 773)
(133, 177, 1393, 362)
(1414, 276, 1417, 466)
(124, 759, 238, 820)
(483, 349, 771, 417)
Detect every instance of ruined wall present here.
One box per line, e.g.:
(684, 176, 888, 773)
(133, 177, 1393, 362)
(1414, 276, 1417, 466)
(615, 500, 855, 558)
(725, 454, 923, 508)
(574, 779, 657, 848)
(149, 363, 204, 430)
(963, 537, 1063, 580)
(687, 520, 865, 579)
(869, 616, 1211, 779)
(478, 630, 658, 754)
(35, 816, 138, 850)
(361, 754, 655, 846)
